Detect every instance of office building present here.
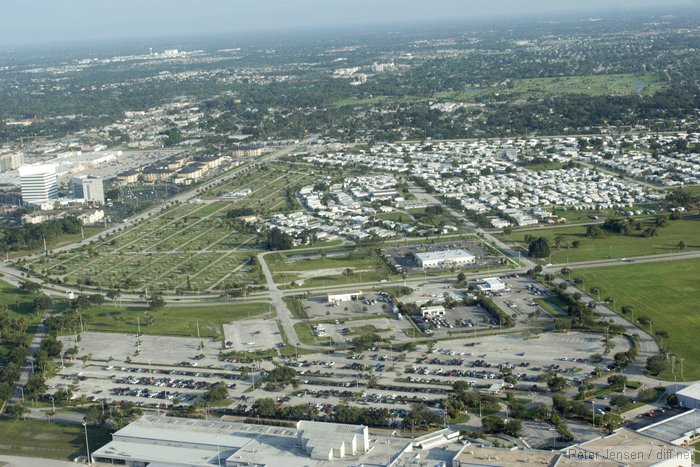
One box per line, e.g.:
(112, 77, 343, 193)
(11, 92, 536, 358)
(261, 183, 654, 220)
(19, 164, 58, 204)
(72, 175, 105, 204)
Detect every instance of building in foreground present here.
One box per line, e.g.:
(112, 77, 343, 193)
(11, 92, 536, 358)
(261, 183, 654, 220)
(452, 428, 693, 467)
(638, 409, 700, 446)
(19, 163, 58, 204)
(92, 415, 407, 467)
(675, 382, 700, 409)
(414, 249, 475, 269)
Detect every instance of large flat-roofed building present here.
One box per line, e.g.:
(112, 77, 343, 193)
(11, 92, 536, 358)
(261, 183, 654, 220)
(92, 415, 407, 467)
(415, 249, 475, 269)
(675, 382, 700, 409)
(637, 409, 700, 447)
(452, 428, 694, 467)
(19, 163, 58, 204)
(559, 428, 693, 467)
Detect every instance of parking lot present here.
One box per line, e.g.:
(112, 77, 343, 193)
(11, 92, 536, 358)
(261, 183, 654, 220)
(50, 328, 628, 420)
(223, 320, 282, 352)
(303, 292, 396, 320)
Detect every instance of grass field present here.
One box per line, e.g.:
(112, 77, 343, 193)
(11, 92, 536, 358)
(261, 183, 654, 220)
(268, 248, 398, 286)
(501, 216, 700, 262)
(71, 303, 272, 338)
(574, 259, 700, 380)
(0, 419, 110, 460)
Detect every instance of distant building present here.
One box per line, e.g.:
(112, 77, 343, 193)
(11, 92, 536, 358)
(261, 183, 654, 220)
(0, 152, 24, 172)
(233, 146, 263, 157)
(19, 164, 58, 204)
(421, 305, 446, 317)
(415, 249, 475, 269)
(477, 277, 506, 292)
(72, 175, 105, 204)
(327, 292, 362, 303)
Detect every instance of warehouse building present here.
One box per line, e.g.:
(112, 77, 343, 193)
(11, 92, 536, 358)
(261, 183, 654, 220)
(92, 415, 406, 467)
(414, 249, 475, 269)
(638, 409, 700, 447)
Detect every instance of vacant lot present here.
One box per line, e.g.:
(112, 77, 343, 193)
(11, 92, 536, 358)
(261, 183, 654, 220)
(574, 259, 700, 380)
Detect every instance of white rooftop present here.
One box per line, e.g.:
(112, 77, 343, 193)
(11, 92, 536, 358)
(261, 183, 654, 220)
(415, 249, 474, 261)
(676, 382, 700, 401)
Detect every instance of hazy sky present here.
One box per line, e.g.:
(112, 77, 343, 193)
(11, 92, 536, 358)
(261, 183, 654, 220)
(1, 0, 695, 46)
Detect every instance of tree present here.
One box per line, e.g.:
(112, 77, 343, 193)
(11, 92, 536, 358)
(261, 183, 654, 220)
(610, 395, 629, 408)
(266, 228, 293, 250)
(678, 240, 686, 251)
(481, 415, 504, 433)
(19, 280, 41, 294)
(503, 419, 523, 437)
(586, 225, 604, 238)
(7, 403, 29, 420)
(251, 398, 277, 418)
(203, 382, 229, 404)
(147, 294, 165, 309)
(527, 237, 550, 258)
(32, 293, 53, 313)
(646, 355, 668, 376)
(607, 374, 627, 390)
(404, 404, 441, 430)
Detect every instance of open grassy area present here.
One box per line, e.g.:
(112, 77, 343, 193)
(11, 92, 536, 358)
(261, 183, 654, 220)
(72, 302, 272, 338)
(269, 248, 398, 286)
(501, 216, 700, 262)
(0, 419, 110, 460)
(574, 259, 700, 380)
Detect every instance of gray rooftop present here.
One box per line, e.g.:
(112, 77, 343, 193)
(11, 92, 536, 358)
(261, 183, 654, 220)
(638, 409, 700, 443)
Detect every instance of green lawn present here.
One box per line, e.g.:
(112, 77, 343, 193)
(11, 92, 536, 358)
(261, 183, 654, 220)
(0, 419, 110, 460)
(74, 302, 272, 338)
(574, 259, 700, 380)
(502, 216, 700, 262)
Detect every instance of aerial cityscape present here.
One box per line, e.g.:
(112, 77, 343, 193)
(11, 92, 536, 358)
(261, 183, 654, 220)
(0, 1, 699, 466)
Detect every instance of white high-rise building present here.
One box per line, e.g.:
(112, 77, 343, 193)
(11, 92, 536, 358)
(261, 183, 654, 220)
(19, 164, 58, 204)
(72, 175, 104, 204)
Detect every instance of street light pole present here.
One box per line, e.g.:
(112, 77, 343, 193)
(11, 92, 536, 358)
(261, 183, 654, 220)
(82, 421, 91, 464)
